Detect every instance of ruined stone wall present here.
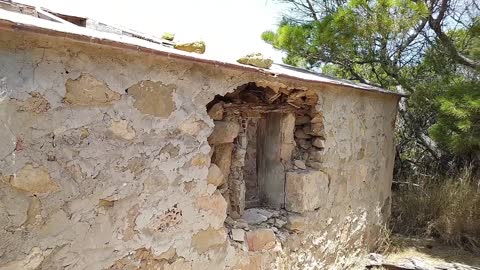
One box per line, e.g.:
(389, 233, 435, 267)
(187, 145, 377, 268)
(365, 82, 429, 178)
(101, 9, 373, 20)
(0, 30, 399, 270)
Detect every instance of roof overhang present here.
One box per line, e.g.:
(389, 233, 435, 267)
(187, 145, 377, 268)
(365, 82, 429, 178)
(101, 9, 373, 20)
(0, 8, 406, 98)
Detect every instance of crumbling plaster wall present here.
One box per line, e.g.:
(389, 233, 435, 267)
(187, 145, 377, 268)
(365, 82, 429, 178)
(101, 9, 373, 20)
(0, 30, 399, 270)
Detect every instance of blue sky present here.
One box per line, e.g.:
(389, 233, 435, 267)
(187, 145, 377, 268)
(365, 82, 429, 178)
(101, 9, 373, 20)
(18, 0, 287, 62)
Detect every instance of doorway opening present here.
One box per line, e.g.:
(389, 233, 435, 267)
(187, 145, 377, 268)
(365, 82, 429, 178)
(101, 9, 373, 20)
(207, 82, 324, 218)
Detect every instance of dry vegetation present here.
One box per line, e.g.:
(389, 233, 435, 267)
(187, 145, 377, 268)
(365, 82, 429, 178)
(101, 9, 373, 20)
(391, 168, 480, 253)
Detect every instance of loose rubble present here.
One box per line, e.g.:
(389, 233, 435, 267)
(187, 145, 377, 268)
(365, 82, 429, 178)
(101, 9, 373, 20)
(237, 53, 274, 69)
(174, 41, 206, 54)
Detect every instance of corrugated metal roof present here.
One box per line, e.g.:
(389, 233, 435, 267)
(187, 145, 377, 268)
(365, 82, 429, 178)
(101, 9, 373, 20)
(0, 8, 405, 98)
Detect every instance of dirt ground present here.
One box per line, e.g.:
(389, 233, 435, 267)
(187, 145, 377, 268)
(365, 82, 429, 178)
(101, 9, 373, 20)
(381, 235, 480, 268)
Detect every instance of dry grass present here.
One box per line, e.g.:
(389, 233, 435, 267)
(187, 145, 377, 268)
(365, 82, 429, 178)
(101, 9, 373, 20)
(391, 168, 480, 252)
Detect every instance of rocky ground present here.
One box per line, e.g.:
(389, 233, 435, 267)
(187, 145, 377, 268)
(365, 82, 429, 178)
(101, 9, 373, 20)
(366, 236, 480, 270)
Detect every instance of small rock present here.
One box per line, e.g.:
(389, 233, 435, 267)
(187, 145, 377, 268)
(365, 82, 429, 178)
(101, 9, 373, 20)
(306, 161, 323, 170)
(224, 216, 235, 226)
(383, 258, 416, 270)
(367, 253, 384, 266)
(308, 150, 324, 162)
(231, 228, 245, 242)
(174, 41, 206, 54)
(311, 114, 323, 123)
(242, 208, 273, 225)
(312, 137, 325, 149)
(295, 115, 311, 125)
(294, 160, 306, 170)
(294, 129, 311, 139)
(237, 53, 273, 69)
(208, 102, 224, 120)
(310, 122, 325, 137)
(47, 152, 56, 161)
(162, 32, 175, 41)
(274, 218, 287, 228)
(235, 219, 249, 229)
(297, 139, 312, 150)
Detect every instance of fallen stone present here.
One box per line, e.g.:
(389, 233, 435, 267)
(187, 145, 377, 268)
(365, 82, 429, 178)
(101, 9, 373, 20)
(231, 228, 245, 242)
(208, 102, 224, 120)
(285, 170, 329, 213)
(294, 160, 307, 170)
(64, 74, 120, 105)
(127, 80, 176, 118)
(245, 229, 276, 251)
(312, 137, 325, 149)
(237, 53, 273, 69)
(10, 164, 59, 195)
(242, 208, 274, 225)
(207, 164, 224, 187)
(208, 121, 240, 145)
(174, 41, 206, 54)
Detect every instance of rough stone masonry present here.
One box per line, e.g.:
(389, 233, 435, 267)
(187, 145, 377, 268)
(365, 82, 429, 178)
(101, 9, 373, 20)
(0, 20, 400, 270)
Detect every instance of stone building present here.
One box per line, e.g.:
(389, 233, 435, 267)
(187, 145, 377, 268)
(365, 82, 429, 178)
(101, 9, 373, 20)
(0, 5, 402, 270)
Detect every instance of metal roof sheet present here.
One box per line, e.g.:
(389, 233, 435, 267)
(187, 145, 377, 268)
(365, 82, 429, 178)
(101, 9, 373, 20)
(0, 8, 405, 98)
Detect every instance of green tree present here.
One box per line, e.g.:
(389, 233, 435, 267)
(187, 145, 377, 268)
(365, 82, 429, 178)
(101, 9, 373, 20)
(263, 0, 480, 171)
